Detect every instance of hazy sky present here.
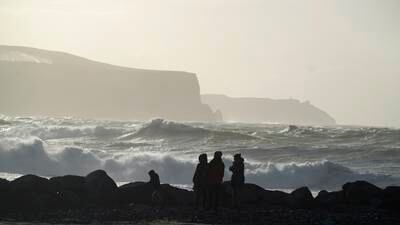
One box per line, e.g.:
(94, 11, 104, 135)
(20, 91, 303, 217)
(1, 0, 399, 126)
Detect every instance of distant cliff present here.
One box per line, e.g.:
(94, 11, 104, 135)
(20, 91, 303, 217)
(0, 45, 217, 121)
(202, 94, 336, 125)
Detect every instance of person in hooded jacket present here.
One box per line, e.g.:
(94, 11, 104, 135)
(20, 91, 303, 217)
(229, 153, 245, 209)
(193, 153, 208, 209)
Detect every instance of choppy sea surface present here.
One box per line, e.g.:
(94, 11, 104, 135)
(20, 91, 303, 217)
(0, 116, 399, 191)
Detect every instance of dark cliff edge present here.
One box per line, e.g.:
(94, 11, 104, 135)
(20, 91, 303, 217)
(202, 94, 336, 125)
(0, 171, 399, 224)
(0, 45, 217, 121)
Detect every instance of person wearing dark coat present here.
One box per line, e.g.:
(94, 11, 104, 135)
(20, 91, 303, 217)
(148, 170, 163, 208)
(229, 153, 245, 209)
(148, 170, 161, 190)
(207, 151, 225, 211)
(193, 153, 208, 209)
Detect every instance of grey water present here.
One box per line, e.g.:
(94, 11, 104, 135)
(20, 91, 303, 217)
(0, 116, 399, 191)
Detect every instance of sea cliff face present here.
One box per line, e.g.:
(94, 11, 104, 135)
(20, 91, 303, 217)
(0, 46, 216, 121)
(202, 94, 336, 125)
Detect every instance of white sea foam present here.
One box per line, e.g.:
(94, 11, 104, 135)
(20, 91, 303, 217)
(0, 137, 398, 190)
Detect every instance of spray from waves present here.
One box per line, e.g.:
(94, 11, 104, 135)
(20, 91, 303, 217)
(0, 137, 194, 184)
(3, 125, 128, 140)
(119, 118, 258, 141)
(1, 137, 399, 190)
(244, 160, 400, 190)
(0, 119, 11, 126)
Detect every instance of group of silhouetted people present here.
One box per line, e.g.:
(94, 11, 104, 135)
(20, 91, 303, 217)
(147, 151, 245, 211)
(193, 151, 245, 211)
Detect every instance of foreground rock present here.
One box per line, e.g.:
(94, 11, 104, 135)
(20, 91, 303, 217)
(119, 182, 194, 206)
(85, 170, 118, 206)
(0, 170, 399, 221)
(342, 180, 383, 206)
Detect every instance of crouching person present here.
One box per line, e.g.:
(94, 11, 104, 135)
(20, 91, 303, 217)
(148, 170, 164, 210)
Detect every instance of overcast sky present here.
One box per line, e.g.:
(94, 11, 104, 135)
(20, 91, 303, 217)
(1, 0, 399, 126)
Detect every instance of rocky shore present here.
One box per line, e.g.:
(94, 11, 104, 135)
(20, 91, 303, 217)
(0, 170, 399, 225)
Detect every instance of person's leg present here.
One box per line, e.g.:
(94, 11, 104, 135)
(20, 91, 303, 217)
(236, 185, 241, 210)
(202, 187, 207, 209)
(214, 184, 220, 211)
(232, 186, 237, 208)
(194, 189, 199, 209)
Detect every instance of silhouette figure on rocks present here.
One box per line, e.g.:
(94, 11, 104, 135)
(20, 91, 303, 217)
(193, 153, 209, 209)
(230, 153, 245, 209)
(207, 151, 225, 211)
(148, 170, 163, 208)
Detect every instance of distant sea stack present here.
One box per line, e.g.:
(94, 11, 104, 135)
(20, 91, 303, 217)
(0, 45, 218, 121)
(202, 94, 336, 125)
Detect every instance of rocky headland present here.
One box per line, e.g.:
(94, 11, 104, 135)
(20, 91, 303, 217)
(0, 45, 218, 122)
(202, 94, 336, 125)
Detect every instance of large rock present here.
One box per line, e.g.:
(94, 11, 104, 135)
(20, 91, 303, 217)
(263, 189, 291, 206)
(381, 186, 400, 210)
(289, 187, 314, 208)
(0, 178, 9, 190)
(49, 175, 87, 208)
(220, 182, 291, 207)
(342, 181, 383, 206)
(0, 178, 10, 210)
(315, 190, 344, 208)
(85, 170, 118, 206)
(118, 182, 194, 206)
(8, 175, 56, 210)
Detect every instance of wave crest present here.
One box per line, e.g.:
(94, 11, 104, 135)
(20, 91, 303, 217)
(122, 119, 257, 141)
(0, 137, 398, 190)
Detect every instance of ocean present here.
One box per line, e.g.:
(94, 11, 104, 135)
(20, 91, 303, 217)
(0, 116, 399, 192)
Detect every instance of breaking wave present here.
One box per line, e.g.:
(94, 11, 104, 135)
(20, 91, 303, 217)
(121, 119, 258, 141)
(5, 125, 127, 140)
(0, 137, 398, 190)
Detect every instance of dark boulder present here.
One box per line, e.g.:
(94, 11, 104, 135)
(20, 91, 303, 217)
(10, 174, 52, 192)
(0, 178, 9, 191)
(0, 178, 10, 210)
(382, 186, 400, 210)
(239, 183, 267, 204)
(118, 182, 152, 205)
(49, 175, 87, 208)
(289, 187, 314, 208)
(9, 175, 56, 210)
(160, 184, 194, 205)
(85, 170, 118, 206)
(263, 189, 291, 206)
(221, 182, 291, 207)
(118, 182, 193, 206)
(342, 181, 383, 206)
(315, 190, 344, 207)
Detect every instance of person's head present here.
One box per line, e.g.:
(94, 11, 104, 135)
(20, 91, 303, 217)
(214, 151, 222, 159)
(199, 153, 208, 164)
(234, 153, 241, 161)
(148, 170, 156, 176)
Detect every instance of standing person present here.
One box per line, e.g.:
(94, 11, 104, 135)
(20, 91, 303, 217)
(207, 151, 225, 211)
(148, 170, 163, 208)
(229, 154, 245, 209)
(193, 153, 209, 210)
